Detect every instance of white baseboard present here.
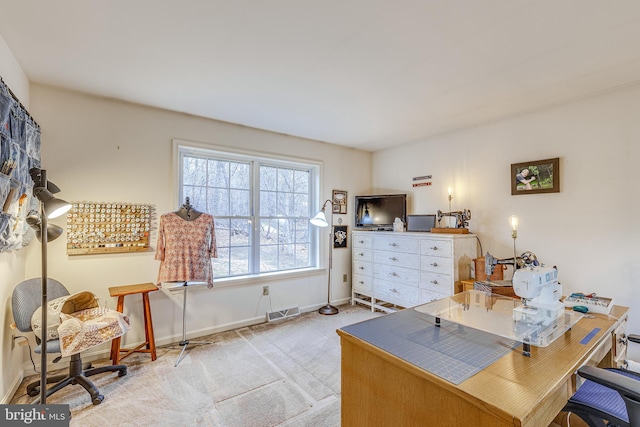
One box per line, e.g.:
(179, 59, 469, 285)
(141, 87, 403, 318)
(1, 369, 24, 404)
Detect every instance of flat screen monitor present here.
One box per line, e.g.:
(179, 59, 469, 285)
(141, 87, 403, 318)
(354, 194, 407, 230)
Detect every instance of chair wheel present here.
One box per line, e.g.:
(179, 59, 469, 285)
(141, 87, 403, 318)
(118, 368, 127, 377)
(92, 394, 104, 405)
(27, 389, 39, 397)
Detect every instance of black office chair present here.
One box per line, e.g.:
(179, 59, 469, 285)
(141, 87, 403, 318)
(564, 365, 640, 427)
(12, 278, 127, 405)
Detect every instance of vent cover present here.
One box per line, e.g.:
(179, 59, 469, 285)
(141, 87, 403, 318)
(266, 307, 300, 322)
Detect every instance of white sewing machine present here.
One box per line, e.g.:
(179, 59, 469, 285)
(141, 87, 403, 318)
(512, 265, 564, 326)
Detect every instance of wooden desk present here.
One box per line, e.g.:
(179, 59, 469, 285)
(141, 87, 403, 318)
(109, 282, 158, 365)
(338, 305, 628, 427)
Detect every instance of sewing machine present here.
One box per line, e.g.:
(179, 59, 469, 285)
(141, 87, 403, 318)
(512, 265, 564, 327)
(436, 209, 471, 229)
(483, 252, 563, 327)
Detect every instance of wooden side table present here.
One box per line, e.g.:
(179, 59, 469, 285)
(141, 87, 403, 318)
(109, 282, 158, 365)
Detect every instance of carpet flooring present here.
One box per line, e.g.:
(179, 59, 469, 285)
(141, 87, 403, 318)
(11, 304, 381, 426)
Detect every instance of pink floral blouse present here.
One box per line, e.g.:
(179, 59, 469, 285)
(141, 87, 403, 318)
(155, 212, 217, 288)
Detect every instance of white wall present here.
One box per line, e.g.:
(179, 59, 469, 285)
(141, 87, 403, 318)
(0, 35, 31, 402)
(372, 84, 640, 358)
(23, 84, 371, 362)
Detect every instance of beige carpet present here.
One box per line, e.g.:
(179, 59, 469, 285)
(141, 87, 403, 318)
(11, 304, 381, 426)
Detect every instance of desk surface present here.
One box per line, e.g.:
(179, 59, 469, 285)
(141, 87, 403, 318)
(338, 303, 628, 427)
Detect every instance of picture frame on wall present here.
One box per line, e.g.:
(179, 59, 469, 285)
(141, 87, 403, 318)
(333, 225, 348, 248)
(511, 157, 560, 195)
(332, 189, 347, 214)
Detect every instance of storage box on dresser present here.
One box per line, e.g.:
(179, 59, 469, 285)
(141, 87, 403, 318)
(352, 231, 477, 313)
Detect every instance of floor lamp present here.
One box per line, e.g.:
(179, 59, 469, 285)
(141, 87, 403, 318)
(28, 168, 71, 404)
(310, 199, 338, 315)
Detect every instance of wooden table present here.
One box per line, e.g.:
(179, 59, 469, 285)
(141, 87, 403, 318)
(109, 282, 158, 365)
(338, 304, 628, 427)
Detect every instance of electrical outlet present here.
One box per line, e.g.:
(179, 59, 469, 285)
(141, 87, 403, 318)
(343, 274, 348, 283)
(263, 286, 269, 296)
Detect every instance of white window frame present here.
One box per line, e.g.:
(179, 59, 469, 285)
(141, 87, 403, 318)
(173, 139, 323, 282)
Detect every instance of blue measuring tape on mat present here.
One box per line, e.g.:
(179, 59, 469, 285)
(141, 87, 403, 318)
(580, 328, 601, 345)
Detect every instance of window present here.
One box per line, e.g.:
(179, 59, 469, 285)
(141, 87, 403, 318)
(178, 143, 321, 279)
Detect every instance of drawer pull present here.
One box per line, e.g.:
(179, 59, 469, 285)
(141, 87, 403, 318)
(430, 246, 438, 250)
(359, 281, 365, 285)
(358, 240, 364, 244)
(391, 288, 398, 293)
(358, 266, 365, 270)
(390, 257, 398, 261)
(390, 243, 398, 247)
(389, 272, 398, 277)
(431, 262, 439, 267)
(431, 280, 438, 284)
(358, 252, 364, 256)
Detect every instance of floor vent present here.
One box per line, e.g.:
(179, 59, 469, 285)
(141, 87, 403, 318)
(267, 307, 300, 322)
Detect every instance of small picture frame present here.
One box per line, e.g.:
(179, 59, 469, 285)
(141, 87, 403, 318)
(332, 190, 347, 214)
(333, 225, 348, 248)
(511, 158, 560, 195)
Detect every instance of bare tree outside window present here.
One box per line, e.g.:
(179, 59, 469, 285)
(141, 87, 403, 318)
(179, 147, 319, 279)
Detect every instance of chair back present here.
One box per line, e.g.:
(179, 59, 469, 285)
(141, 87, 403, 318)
(12, 278, 69, 332)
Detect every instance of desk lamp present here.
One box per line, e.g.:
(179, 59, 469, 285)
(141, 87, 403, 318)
(310, 199, 339, 315)
(29, 168, 71, 404)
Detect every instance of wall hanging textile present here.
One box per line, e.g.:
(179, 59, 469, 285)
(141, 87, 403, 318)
(0, 76, 41, 252)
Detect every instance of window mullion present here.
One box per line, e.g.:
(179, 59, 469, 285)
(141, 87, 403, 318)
(251, 160, 260, 274)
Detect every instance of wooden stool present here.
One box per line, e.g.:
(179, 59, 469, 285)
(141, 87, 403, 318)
(109, 282, 158, 365)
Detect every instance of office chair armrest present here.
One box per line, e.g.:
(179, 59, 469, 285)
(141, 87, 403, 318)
(578, 366, 640, 400)
(628, 334, 640, 344)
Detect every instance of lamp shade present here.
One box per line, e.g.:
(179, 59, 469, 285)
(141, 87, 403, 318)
(26, 213, 64, 242)
(310, 210, 328, 227)
(44, 197, 72, 219)
(33, 187, 71, 218)
(509, 215, 519, 231)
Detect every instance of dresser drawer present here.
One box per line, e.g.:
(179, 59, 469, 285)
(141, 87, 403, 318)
(420, 271, 453, 294)
(420, 288, 450, 304)
(375, 279, 419, 306)
(374, 263, 419, 287)
(614, 319, 628, 364)
(353, 260, 373, 277)
(373, 236, 419, 253)
(420, 239, 453, 257)
(353, 273, 373, 293)
(421, 255, 453, 275)
(353, 234, 373, 249)
(353, 247, 373, 262)
(374, 250, 420, 269)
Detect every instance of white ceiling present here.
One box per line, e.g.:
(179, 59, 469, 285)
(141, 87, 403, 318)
(2, 0, 640, 152)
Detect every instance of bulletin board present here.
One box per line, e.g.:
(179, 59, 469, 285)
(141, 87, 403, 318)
(66, 202, 153, 255)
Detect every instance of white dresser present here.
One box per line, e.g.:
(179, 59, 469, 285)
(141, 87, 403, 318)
(351, 231, 477, 313)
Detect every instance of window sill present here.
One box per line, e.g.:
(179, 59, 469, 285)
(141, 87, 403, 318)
(212, 267, 327, 289)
